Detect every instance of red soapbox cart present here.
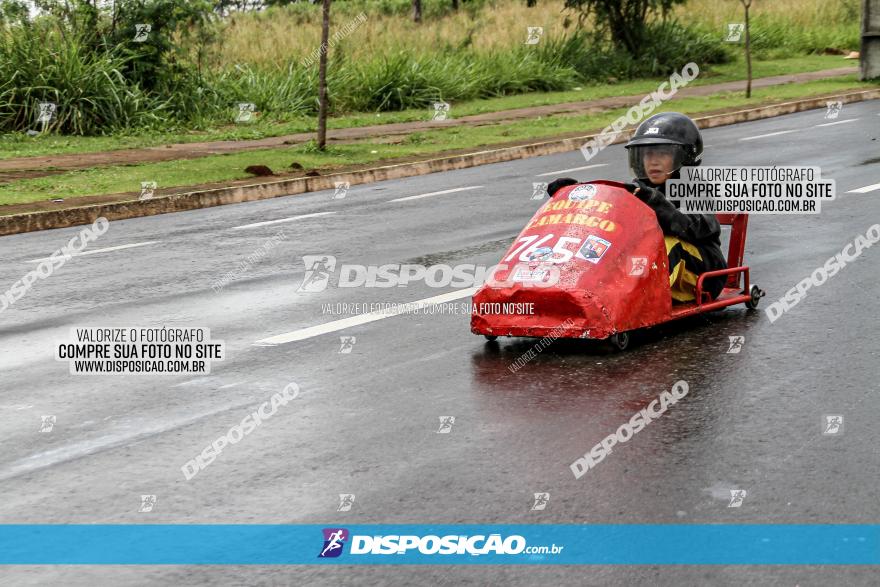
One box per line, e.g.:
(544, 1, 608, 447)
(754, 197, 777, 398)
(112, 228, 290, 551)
(470, 180, 764, 350)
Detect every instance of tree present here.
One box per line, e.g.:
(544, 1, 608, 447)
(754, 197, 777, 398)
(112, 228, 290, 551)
(412, 0, 421, 23)
(316, 0, 331, 149)
(563, 0, 684, 57)
(740, 0, 753, 97)
(22, 0, 214, 91)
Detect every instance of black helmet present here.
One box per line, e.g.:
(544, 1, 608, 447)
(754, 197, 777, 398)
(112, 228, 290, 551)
(624, 112, 703, 182)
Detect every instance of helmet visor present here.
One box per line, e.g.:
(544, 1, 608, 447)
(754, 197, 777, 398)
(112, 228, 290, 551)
(628, 144, 686, 184)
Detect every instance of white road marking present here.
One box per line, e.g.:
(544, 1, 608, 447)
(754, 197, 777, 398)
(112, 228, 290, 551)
(230, 211, 336, 230)
(26, 241, 159, 263)
(0, 399, 262, 482)
(388, 186, 483, 203)
(847, 182, 880, 194)
(535, 164, 608, 177)
(171, 379, 209, 388)
(814, 118, 859, 127)
(738, 129, 800, 142)
(254, 287, 479, 346)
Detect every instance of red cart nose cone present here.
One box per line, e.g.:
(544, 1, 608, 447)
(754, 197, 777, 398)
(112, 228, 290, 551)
(471, 181, 671, 340)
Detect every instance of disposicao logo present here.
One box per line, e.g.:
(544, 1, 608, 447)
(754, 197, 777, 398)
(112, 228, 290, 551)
(318, 528, 349, 558)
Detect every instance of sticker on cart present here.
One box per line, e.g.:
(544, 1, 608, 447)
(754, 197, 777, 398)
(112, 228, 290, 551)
(567, 184, 597, 201)
(576, 235, 611, 264)
(527, 246, 554, 262)
(513, 267, 551, 282)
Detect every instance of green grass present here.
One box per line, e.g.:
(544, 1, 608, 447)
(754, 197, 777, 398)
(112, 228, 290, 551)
(1, 13, 727, 136)
(0, 55, 852, 161)
(3, 0, 858, 141)
(0, 75, 872, 209)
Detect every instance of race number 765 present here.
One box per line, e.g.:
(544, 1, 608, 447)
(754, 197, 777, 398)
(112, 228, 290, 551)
(504, 234, 582, 264)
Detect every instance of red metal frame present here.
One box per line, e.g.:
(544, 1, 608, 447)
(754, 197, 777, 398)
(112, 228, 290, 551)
(717, 213, 749, 288)
(669, 213, 752, 318)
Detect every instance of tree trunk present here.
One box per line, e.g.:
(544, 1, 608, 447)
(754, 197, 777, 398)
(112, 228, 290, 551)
(412, 0, 422, 23)
(744, 1, 752, 98)
(605, 1, 640, 57)
(452, 0, 459, 10)
(317, 0, 331, 149)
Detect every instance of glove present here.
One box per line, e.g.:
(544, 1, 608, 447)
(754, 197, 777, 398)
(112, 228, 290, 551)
(546, 177, 578, 198)
(625, 179, 693, 237)
(623, 179, 663, 206)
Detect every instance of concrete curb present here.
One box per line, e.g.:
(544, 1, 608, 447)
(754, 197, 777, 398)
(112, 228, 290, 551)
(2, 88, 877, 236)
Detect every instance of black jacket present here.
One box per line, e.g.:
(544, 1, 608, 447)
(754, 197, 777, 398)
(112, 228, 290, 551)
(636, 177, 728, 298)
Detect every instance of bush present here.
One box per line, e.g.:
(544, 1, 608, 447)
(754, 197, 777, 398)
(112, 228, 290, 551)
(534, 23, 729, 82)
(0, 0, 216, 134)
(745, 16, 859, 59)
(210, 63, 315, 119)
(0, 23, 169, 134)
(0, 0, 856, 136)
(329, 47, 580, 112)
(635, 20, 731, 75)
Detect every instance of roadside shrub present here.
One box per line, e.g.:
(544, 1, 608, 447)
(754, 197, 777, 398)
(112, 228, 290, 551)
(0, 0, 859, 135)
(0, 24, 169, 134)
(534, 23, 729, 82)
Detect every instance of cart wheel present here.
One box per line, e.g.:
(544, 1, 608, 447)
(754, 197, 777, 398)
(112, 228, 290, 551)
(745, 285, 765, 310)
(484, 335, 498, 342)
(608, 332, 630, 351)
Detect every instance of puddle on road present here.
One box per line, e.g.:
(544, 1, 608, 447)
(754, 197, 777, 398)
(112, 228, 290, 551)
(467, 308, 764, 423)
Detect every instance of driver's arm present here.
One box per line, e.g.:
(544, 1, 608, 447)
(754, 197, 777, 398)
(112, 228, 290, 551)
(650, 196, 721, 243)
(627, 182, 721, 244)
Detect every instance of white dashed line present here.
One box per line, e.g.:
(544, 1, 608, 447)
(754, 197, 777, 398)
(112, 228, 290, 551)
(254, 287, 479, 346)
(535, 164, 608, 177)
(26, 241, 160, 263)
(388, 186, 483, 203)
(230, 211, 336, 230)
(814, 118, 859, 127)
(739, 129, 800, 142)
(847, 182, 880, 194)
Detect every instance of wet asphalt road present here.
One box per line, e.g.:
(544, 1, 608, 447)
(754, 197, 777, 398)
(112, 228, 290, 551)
(0, 100, 879, 585)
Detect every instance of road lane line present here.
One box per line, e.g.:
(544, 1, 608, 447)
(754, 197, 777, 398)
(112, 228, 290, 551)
(254, 287, 479, 346)
(0, 399, 263, 482)
(230, 211, 336, 230)
(26, 241, 159, 263)
(847, 182, 880, 194)
(535, 164, 608, 177)
(739, 129, 799, 142)
(388, 186, 483, 203)
(814, 118, 859, 127)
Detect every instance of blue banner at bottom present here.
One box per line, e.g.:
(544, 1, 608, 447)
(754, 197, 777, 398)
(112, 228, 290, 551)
(0, 525, 877, 565)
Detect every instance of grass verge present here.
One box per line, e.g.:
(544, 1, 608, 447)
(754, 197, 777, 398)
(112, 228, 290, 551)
(0, 55, 854, 161)
(0, 75, 873, 209)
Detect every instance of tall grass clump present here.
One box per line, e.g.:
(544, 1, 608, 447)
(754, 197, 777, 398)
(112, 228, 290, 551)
(676, 0, 860, 58)
(0, 0, 862, 135)
(0, 22, 169, 134)
(533, 23, 729, 82)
